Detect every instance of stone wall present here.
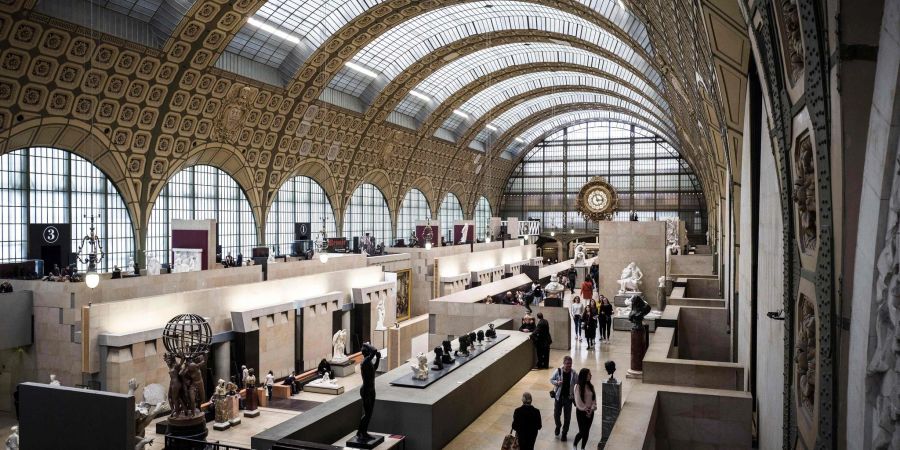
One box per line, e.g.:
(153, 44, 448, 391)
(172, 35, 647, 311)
(596, 221, 666, 308)
(299, 293, 344, 370)
(677, 307, 731, 362)
(669, 254, 715, 277)
(258, 311, 295, 378)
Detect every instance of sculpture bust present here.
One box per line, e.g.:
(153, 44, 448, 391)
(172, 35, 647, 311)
(127, 378, 139, 396)
(455, 335, 470, 356)
(628, 295, 652, 329)
(477, 330, 485, 345)
(617, 262, 644, 294)
(605, 360, 617, 382)
(432, 347, 444, 370)
(49, 374, 60, 386)
(485, 324, 497, 339)
(441, 340, 455, 364)
(468, 332, 477, 350)
(332, 329, 348, 362)
(658, 276, 666, 288)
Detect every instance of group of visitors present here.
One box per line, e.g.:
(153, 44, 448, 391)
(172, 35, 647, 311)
(511, 356, 599, 450)
(571, 295, 614, 349)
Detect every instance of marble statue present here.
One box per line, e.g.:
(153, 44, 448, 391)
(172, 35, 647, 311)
(375, 298, 387, 331)
(212, 379, 229, 426)
(573, 244, 587, 266)
(605, 360, 617, 382)
(332, 329, 348, 362)
(5, 426, 18, 450)
(486, 323, 497, 339)
(356, 343, 381, 443)
(146, 253, 161, 275)
(411, 352, 428, 380)
(458, 223, 470, 244)
(658, 276, 666, 288)
(617, 262, 643, 294)
(128, 378, 139, 396)
(309, 371, 339, 388)
(49, 374, 60, 386)
(432, 347, 444, 370)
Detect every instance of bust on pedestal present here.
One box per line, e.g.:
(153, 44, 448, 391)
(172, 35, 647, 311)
(243, 369, 260, 418)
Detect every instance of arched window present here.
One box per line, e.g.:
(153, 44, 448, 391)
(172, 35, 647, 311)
(501, 121, 707, 240)
(147, 165, 256, 264)
(265, 176, 337, 255)
(0, 147, 135, 272)
(397, 189, 430, 242)
(343, 183, 392, 245)
(474, 196, 492, 240)
(438, 193, 463, 243)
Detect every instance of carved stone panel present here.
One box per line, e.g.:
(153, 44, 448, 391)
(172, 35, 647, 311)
(792, 133, 817, 256)
(794, 291, 818, 448)
(774, 0, 805, 96)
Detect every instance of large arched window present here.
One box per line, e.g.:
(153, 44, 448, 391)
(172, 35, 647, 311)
(265, 176, 337, 255)
(343, 183, 392, 245)
(397, 189, 430, 242)
(474, 196, 492, 240)
(0, 147, 135, 272)
(148, 165, 256, 264)
(438, 193, 464, 243)
(501, 121, 707, 240)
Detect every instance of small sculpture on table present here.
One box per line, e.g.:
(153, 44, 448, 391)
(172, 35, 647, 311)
(432, 347, 444, 370)
(6, 426, 18, 450)
(616, 262, 644, 294)
(455, 335, 470, 357)
(485, 323, 497, 339)
(476, 330, 485, 346)
(468, 332, 477, 351)
(441, 340, 455, 364)
(332, 329, 348, 362)
(411, 352, 428, 380)
(347, 342, 383, 448)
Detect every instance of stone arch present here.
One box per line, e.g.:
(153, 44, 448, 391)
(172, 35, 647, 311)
(343, 169, 395, 235)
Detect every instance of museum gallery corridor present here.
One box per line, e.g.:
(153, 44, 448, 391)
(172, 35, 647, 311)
(0, 0, 898, 449)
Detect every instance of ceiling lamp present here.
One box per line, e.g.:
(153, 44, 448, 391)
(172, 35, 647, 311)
(247, 17, 300, 44)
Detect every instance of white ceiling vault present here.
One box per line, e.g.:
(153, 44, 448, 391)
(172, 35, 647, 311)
(23, 0, 750, 226)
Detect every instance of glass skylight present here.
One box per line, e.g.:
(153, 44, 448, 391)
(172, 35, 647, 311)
(437, 71, 671, 137)
(395, 42, 668, 120)
(327, 1, 659, 99)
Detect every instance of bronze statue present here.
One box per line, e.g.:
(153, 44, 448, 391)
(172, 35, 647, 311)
(628, 295, 652, 329)
(357, 342, 381, 441)
(432, 347, 444, 371)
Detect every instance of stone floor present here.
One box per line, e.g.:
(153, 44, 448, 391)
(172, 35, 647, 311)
(444, 290, 638, 450)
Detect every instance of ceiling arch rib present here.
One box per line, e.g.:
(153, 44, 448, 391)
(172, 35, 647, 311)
(327, 1, 661, 104)
(466, 91, 675, 148)
(395, 42, 669, 122)
(498, 109, 673, 159)
(439, 71, 673, 141)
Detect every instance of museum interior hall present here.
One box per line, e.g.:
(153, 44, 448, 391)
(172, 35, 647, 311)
(0, 0, 896, 449)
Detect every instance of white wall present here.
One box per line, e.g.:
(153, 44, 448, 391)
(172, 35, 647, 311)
(756, 104, 786, 450)
(737, 89, 754, 390)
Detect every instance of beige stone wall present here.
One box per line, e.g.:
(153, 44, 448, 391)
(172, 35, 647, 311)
(669, 254, 715, 277)
(597, 221, 667, 307)
(258, 311, 295, 378)
(677, 307, 731, 362)
(104, 338, 167, 400)
(387, 314, 429, 370)
(300, 298, 342, 370)
(267, 254, 368, 281)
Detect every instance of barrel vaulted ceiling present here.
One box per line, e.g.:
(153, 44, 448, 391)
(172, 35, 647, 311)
(0, 0, 749, 243)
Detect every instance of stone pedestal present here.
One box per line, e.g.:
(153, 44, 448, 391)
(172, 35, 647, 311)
(626, 325, 649, 378)
(226, 396, 241, 425)
(613, 293, 641, 307)
(599, 379, 622, 449)
(346, 433, 386, 449)
(244, 387, 260, 418)
(304, 383, 344, 395)
(657, 286, 667, 311)
(164, 416, 208, 450)
(331, 359, 356, 377)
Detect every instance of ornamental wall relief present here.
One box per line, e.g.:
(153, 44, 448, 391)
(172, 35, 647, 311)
(213, 86, 253, 144)
(795, 291, 818, 447)
(792, 134, 817, 255)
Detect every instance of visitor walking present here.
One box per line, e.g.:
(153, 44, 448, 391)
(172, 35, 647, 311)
(511, 392, 542, 450)
(570, 296, 584, 341)
(265, 370, 275, 399)
(589, 263, 599, 291)
(550, 356, 577, 442)
(584, 304, 598, 349)
(534, 312, 552, 369)
(580, 277, 594, 301)
(572, 368, 597, 450)
(567, 265, 578, 294)
(599, 296, 613, 342)
(241, 365, 249, 389)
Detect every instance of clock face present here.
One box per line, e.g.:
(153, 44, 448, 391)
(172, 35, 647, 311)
(587, 189, 609, 212)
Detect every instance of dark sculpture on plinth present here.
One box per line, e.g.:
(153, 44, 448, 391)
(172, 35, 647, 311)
(162, 314, 212, 449)
(605, 360, 617, 382)
(441, 339, 455, 364)
(467, 332, 477, 351)
(347, 342, 383, 449)
(476, 330, 485, 346)
(627, 296, 652, 377)
(485, 323, 497, 339)
(455, 335, 470, 357)
(431, 347, 444, 370)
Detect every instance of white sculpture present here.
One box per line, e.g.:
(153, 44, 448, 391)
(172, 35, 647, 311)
(617, 262, 644, 294)
(658, 276, 666, 288)
(332, 329, 348, 362)
(410, 353, 428, 380)
(309, 371, 339, 388)
(458, 223, 470, 244)
(127, 378, 139, 397)
(49, 374, 60, 386)
(146, 253, 161, 276)
(375, 298, 387, 331)
(5, 426, 18, 450)
(134, 437, 153, 450)
(573, 244, 587, 266)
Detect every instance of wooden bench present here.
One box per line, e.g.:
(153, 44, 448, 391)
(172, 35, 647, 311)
(272, 384, 291, 399)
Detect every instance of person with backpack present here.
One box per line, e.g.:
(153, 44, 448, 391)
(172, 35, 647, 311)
(550, 356, 578, 442)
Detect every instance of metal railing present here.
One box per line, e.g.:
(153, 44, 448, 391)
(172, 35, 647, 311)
(164, 435, 251, 450)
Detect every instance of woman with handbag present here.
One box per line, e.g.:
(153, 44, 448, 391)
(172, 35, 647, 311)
(572, 368, 597, 450)
(583, 305, 598, 349)
(510, 392, 541, 450)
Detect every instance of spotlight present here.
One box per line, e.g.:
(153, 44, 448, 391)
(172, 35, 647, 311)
(766, 309, 786, 321)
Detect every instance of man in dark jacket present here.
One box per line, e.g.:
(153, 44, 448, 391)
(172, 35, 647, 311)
(589, 263, 599, 291)
(566, 265, 578, 294)
(534, 312, 552, 369)
(512, 392, 542, 450)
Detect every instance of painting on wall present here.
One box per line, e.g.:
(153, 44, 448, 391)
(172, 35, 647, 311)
(395, 269, 412, 322)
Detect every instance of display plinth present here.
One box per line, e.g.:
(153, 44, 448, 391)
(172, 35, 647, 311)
(304, 383, 344, 395)
(165, 416, 208, 450)
(345, 433, 386, 449)
(627, 325, 649, 379)
(334, 432, 403, 449)
(614, 293, 641, 307)
(613, 315, 657, 331)
(213, 421, 231, 431)
(599, 379, 622, 449)
(244, 409, 260, 418)
(330, 358, 356, 377)
(389, 334, 509, 388)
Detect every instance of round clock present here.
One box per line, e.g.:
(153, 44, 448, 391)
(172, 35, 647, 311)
(576, 177, 619, 222)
